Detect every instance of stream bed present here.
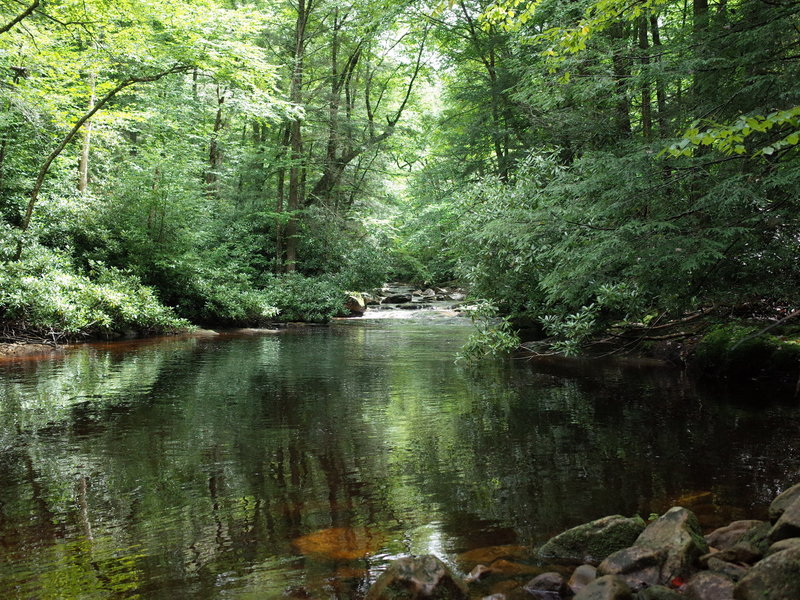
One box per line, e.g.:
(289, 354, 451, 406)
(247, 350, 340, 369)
(1, 308, 799, 598)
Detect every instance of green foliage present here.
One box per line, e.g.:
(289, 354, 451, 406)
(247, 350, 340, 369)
(458, 301, 521, 362)
(0, 246, 188, 337)
(692, 324, 800, 381)
(262, 274, 346, 324)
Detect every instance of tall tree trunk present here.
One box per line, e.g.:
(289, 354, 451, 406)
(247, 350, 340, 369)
(638, 18, 652, 140)
(78, 71, 96, 193)
(610, 23, 632, 137)
(285, 0, 310, 273)
(275, 125, 290, 272)
(205, 86, 226, 198)
(650, 15, 668, 136)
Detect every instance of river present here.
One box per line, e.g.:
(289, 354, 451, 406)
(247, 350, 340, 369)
(0, 308, 798, 598)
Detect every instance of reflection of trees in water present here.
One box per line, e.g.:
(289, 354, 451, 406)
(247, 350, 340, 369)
(1, 328, 800, 597)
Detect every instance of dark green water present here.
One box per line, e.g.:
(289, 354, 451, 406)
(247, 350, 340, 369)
(1, 312, 799, 599)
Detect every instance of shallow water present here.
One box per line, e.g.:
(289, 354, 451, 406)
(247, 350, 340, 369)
(0, 310, 799, 598)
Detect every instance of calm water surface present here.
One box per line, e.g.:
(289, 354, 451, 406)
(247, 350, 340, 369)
(1, 310, 799, 598)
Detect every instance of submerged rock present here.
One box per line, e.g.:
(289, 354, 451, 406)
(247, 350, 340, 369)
(292, 527, 383, 560)
(538, 515, 646, 565)
(366, 555, 469, 600)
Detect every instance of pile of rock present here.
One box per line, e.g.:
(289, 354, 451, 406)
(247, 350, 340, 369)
(366, 284, 467, 307)
(366, 483, 800, 600)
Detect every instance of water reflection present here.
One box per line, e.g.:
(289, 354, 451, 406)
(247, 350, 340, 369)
(0, 318, 799, 598)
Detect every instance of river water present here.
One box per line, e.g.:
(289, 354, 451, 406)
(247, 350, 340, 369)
(0, 309, 799, 598)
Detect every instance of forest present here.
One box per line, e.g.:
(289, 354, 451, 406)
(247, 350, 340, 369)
(0, 0, 798, 356)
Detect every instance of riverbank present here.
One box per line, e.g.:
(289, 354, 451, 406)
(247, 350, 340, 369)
(366, 483, 800, 599)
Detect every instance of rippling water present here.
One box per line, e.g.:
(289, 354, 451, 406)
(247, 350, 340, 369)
(1, 310, 799, 598)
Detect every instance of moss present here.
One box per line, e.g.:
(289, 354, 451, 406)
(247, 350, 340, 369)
(691, 323, 800, 383)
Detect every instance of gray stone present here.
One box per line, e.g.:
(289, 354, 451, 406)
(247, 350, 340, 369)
(684, 571, 735, 600)
(523, 572, 569, 600)
(597, 546, 664, 591)
(768, 497, 800, 545)
(482, 595, 506, 600)
(737, 521, 771, 556)
(635, 586, 682, 600)
(600, 507, 707, 587)
(383, 293, 413, 304)
(705, 521, 764, 551)
(766, 537, 800, 557)
(574, 575, 633, 600)
(769, 483, 800, 523)
(538, 515, 646, 565)
(701, 543, 762, 566)
(707, 556, 748, 582)
(366, 555, 469, 600)
(734, 546, 800, 600)
(569, 565, 597, 595)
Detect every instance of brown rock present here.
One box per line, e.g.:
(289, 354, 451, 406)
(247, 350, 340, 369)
(766, 537, 800, 557)
(701, 543, 762, 567)
(768, 497, 800, 545)
(466, 565, 491, 583)
(573, 575, 633, 600)
(769, 483, 800, 523)
(568, 565, 597, 594)
(523, 572, 569, 600)
(707, 556, 748, 582)
(705, 521, 764, 551)
(684, 571, 735, 600)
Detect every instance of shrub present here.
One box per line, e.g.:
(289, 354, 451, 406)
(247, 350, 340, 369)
(261, 274, 346, 323)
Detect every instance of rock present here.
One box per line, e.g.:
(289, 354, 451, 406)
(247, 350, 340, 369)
(598, 546, 664, 591)
(766, 537, 800, 556)
(466, 565, 491, 583)
(345, 293, 366, 315)
(538, 515, 646, 565)
(768, 496, 800, 544)
(707, 557, 748, 582)
(457, 545, 531, 569)
(734, 546, 800, 600)
(483, 595, 506, 600)
(684, 571, 735, 600)
(449, 293, 466, 301)
(486, 559, 541, 577)
(635, 586, 682, 600)
(383, 293, 413, 304)
(769, 483, 800, 523)
(701, 543, 762, 566)
(705, 521, 764, 551)
(737, 521, 771, 556)
(635, 507, 708, 583)
(574, 575, 633, 600)
(568, 565, 597, 594)
(366, 555, 469, 600)
(523, 572, 570, 600)
(363, 293, 380, 306)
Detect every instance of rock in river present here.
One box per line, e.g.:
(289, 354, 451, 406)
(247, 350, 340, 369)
(366, 555, 469, 600)
(538, 514, 646, 565)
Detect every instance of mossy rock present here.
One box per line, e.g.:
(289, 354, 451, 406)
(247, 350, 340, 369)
(538, 515, 646, 566)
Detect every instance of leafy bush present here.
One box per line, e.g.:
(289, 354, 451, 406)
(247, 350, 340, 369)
(0, 247, 189, 338)
(458, 302, 520, 362)
(261, 273, 346, 323)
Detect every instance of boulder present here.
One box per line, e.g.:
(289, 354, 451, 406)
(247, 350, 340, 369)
(523, 572, 570, 600)
(701, 543, 762, 566)
(635, 507, 708, 582)
(383, 293, 413, 304)
(636, 586, 682, 600)
(573, 575, 633, 600)
(737, 521, 771, 556)
(366, 555, 469, 600)
(766, 537, 800, 557)
(768, 496, 800, 544)
(734, 546, 800, 600)
(568, 565, 597, 594)
(538, 515, 646, 565)
(769, 483, 800, 523)
(345, 293, 366, 315)
(684, 572, 735, 600)
(706, 557, 748, 582)
(597, 546, 664, 590)
(705, 521, 764, 551)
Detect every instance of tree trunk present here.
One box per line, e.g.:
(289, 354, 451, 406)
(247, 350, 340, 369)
(650, 15, 668, 136)
(638, 18, 652, 140)
(78, 71, 96, 193)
